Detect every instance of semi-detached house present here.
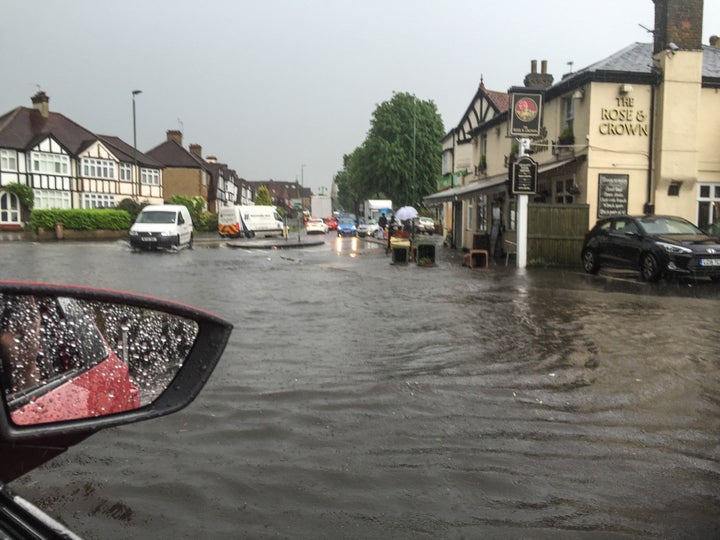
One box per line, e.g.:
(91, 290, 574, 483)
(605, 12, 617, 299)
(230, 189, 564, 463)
(0, 91, 163, 230)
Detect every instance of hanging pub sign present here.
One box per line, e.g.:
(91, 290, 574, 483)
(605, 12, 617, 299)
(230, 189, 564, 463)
(512, 155, 537, 194)
(508, 88, 543, 137)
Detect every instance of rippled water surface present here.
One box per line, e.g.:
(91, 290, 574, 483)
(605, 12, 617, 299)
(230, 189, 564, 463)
(4, 238, 720, 539)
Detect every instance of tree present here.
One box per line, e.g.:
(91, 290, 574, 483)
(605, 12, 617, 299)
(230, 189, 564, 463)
(337, 92, 444, 209)
(254, 186, 272, 206)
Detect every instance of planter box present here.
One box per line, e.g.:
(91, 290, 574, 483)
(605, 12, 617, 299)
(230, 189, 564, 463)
(415, 243, 436, 266)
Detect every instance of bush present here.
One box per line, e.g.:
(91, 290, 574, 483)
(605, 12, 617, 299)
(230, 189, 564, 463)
(115, 198, 144, 221)
(195, 211, 218, 232)
(30, 209, 132, 232)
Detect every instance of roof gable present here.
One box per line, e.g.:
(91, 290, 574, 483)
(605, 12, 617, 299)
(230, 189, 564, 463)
(0, 107, 96, 155)
(450, 81, 508, 143)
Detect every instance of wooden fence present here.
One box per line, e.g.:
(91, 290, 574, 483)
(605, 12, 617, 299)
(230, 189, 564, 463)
(527, 204, 589, 267)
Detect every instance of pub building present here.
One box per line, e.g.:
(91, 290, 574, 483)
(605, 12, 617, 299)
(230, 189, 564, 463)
(427, 0, 720, 257)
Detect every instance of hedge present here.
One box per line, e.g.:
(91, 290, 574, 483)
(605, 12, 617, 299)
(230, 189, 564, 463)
(30, 209, 132, 232)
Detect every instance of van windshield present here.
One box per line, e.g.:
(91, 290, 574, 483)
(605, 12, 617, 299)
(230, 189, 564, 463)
(136, 211, 177, 224)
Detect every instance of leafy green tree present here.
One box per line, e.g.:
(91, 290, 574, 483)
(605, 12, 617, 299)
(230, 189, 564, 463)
(254, 186, 272, 206)
(168, 195, 206, 225)
(337, 92, 444, 209)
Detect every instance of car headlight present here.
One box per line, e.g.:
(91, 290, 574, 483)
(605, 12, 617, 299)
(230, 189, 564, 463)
(160, 231, 175, 236)
(129, 230, 138, 236)
(657, 241, 692, 254)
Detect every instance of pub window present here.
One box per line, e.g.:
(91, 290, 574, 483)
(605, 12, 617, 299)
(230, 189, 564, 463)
(476, 194, 487, 232)
(697, 183, 720, 230)
(554, 178, 575, 204)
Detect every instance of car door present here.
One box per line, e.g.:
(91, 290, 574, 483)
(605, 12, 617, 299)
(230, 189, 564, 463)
(177, 210, 191, 245)
(608, 218, 643, 268)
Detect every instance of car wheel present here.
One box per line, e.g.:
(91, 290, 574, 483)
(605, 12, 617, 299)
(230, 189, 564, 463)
(581, 249, 600, 274)
(246, 231, 256, 239)
(640, 252, 661, 282)
(188, 234, 194, 249)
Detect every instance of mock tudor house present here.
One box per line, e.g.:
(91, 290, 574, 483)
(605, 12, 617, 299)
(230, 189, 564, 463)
(427, 0, 720, 255)
(0, 91, 163, 230)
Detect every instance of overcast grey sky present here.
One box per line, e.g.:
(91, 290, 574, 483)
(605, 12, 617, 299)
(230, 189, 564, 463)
(3, 1, 718, 194)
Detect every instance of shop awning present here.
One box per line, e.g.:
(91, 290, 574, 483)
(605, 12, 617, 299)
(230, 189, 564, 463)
(424, 158, 577, 204)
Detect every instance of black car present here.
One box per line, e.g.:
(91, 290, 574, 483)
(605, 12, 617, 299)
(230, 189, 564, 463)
(581, 215, 720, 281)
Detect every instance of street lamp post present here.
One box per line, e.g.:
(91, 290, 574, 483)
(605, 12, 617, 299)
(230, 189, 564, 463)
(132, 90, 142, 200)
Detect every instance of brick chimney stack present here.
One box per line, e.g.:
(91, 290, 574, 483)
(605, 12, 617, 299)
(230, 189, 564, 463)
(653, 0, 703, 53)
(31, 91, 50, 118)
(710, 35, 719, 48)
(167, 130, 182, 145)
(189, 144, 203, 159)
(523, 59, 554, 89)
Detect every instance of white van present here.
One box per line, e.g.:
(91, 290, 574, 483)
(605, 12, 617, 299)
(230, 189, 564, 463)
(218, 205, 284, 238)
(129, 204, 194, 250)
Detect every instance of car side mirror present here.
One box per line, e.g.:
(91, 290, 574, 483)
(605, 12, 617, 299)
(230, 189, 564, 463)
(0, 281, 232, 482)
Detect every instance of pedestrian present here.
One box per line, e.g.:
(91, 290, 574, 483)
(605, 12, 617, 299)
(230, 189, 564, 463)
(385, 215, 396, 254)
(378, 213, 387, 232)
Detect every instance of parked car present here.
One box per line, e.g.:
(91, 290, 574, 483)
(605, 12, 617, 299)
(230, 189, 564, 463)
(0, 281, 232, 537)
(324, 216, 338, 230)
(306, 217, 328, 234)
(417, 217, 435, 235)
(336, 218, 357, 237)
(705, 221, 720, 238)
(581, 214, 720, 281)
(356, 219, 379, 238)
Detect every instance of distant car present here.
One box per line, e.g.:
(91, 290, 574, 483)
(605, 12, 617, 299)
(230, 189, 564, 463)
(417, 217, 435, 235)
(305, 218, 328, 234)
(336, 218, 356, 237)
(324, 216, 338, 230)
(356, 219, 379, 238)
(581, 214, 720, 281)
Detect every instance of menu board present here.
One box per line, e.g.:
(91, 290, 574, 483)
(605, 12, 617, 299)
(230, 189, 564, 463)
(598, 174, 628, 217)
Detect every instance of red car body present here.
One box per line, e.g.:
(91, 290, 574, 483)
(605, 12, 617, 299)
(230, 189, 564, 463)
(11, 349, 140, 426)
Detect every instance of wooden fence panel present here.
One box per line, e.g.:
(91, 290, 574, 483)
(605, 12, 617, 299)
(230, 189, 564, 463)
(527, 204, 589, 267)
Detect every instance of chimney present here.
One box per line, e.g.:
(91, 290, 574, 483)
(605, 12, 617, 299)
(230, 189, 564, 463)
(710, 35, 720, 47)
(167, 130, 182, 145)
(653, 0, 703, 53)
(206, 155, 217, 164)
(523, 59, 554, 88)
(31, 91, 50, 118)
(189, 144, 203, 158)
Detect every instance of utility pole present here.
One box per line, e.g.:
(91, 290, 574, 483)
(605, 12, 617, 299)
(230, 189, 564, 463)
(132, 90, 142, 200)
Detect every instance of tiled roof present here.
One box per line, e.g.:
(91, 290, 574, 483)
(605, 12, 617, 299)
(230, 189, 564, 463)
(145, 139, 207, 169)
(485, 88, 509, 113)
(0, 107, 96, 154)
(97, 135, 164, 168)
(559, 42, 720, 83)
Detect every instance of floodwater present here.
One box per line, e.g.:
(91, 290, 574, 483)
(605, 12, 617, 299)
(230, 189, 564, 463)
(3, 237, 720, 539)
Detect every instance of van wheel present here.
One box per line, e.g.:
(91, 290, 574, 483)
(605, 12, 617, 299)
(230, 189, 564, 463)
(246, 231, 255, 239)
(188, 234, 194, 249)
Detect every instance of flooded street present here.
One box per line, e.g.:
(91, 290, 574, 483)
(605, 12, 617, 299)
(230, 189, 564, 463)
(4, 238, 720, 539)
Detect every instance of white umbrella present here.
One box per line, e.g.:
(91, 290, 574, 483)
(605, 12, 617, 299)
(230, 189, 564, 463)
(395, 206, 418, 221)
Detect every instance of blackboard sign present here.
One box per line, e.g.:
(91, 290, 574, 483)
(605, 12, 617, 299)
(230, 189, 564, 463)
(598, 174, 628, 217)
(512, 156, 537, 194)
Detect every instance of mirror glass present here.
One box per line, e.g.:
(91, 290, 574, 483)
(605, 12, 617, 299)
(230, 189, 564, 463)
(0, 294, 199, 426)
